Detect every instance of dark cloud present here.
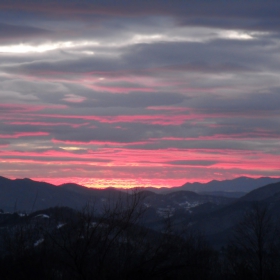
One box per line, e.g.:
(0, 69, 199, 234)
(188, 91, 280, 114)
(126, 139, 278, 153)
(1, 0, 280, 30)
(0, 154, 111, 163)
(166, 160, 217, 166)
(0, 140, 9, 145)
(0, 23, 50, 42)
(76, 91, 187, 108)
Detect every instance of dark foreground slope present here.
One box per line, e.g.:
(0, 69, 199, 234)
(1, 180, 280, 279)
(187, 181, 280, 247)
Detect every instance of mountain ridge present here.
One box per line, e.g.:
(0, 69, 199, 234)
(133, 176, 280, 195)
(0, 175, 279, 214)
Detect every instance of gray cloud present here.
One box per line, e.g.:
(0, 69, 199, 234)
(166, 160, 217, 166)
(0, 23, 50, 42)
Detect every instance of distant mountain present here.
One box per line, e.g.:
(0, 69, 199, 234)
(0, 176, 235, 214)
(135, 177, 280, 195)
(175, 176, 280, 193)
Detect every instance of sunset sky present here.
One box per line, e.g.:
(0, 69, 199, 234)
(0, 0, 280, 188)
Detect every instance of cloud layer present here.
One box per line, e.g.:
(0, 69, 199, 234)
(0, 0, 280, 188)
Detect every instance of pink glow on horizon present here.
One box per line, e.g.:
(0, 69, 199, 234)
(0, 74, 279, 189)
(2, 149, 279, 189)
(8, 173, 280, 189)
(13, 177, 211, 189)
(1, 147, 279, 171)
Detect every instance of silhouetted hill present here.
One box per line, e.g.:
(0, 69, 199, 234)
(187, 181, 280, 247)
(239, 181, 280, 201)
(0, 176, 125, 212)
(198, 191, 246, 198)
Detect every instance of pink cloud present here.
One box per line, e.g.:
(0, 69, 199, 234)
(24, 112, 208, 125)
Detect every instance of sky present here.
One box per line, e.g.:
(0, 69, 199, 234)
(0, 0, 280, 188)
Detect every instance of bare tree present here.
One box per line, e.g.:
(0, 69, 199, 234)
(42, 190, 147, 280)
(226, 203, 276, 280)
